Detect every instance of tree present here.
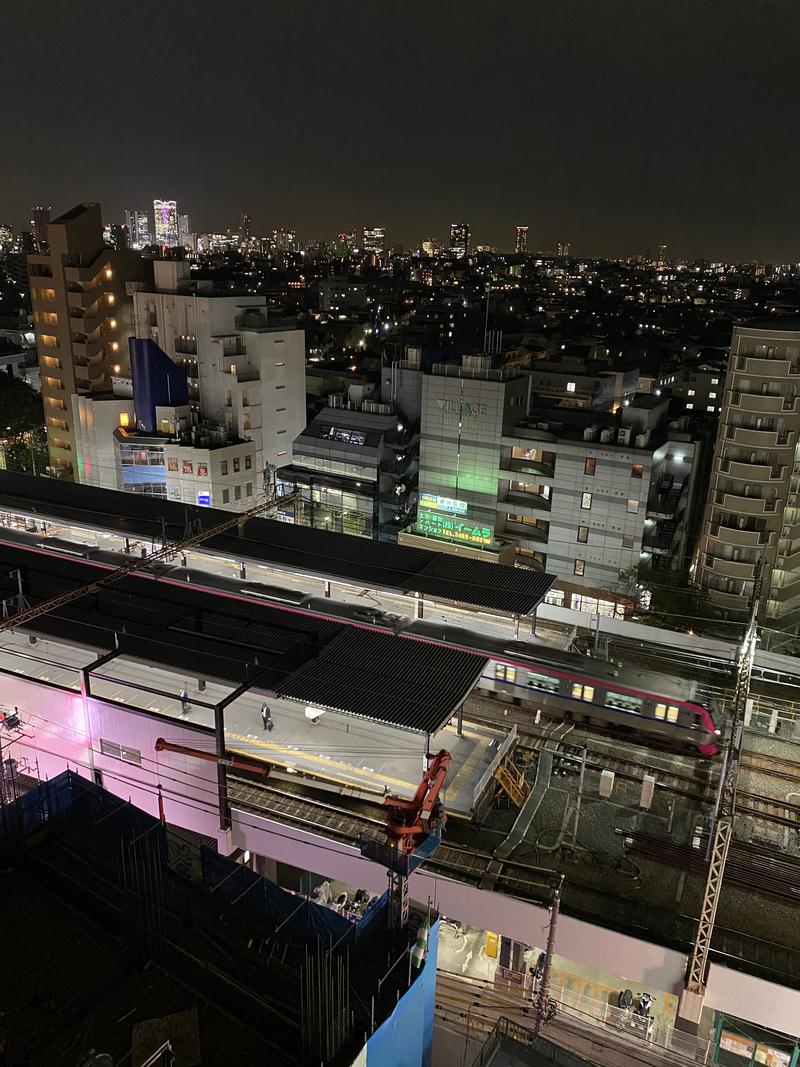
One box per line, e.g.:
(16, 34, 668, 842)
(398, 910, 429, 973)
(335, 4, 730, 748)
(0, 373, 48, 475)
(638, 567, 734, 639)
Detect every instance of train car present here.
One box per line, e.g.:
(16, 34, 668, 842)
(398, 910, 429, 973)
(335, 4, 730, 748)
(240, 583, 311, 606)
(404, 621, 718, 756)
(302, 597, 408, 631)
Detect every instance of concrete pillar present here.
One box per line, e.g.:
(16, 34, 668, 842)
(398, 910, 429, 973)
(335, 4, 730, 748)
(415, 592, 424, 620)
(239, 563, 246, 580)
(181, 554, 187, 566)
(197, 680, 207, 692)
(324, 580, 331, 598)
(514, 616, 520, 638)
(457, 705, 464, 738)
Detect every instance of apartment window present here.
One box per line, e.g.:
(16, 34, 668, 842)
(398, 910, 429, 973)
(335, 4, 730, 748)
(221, 461, 228, 476)
(686, 403, 694, 410)
(242, 414, 251, 431)
(182, 460, 193, 474)
(197, 463, 208, 477)
(566, 382, 576, 393)
(581, 492, 592, 510)
(622, 533, 635, 548)
(245, 454, 252, 470)
(39, 334, 59, 349)
(230, 363, 236, 376)
(707, 405, 714, 412)
(32, 287, 56, 302)
(246, 482, 253, 497)
(711, 378, 719, 385)
(687, 389, 695, 396)
(631, 464, 644, 479)
(167, 458, 178, 472)
(574, 559, 585, 576)
(234, 485, 242, 501)
(233, 457, 240, 473)
(584, 458, 596, 476)
(709, 392, 717, 399)
(577, 526, 589, 543)
(222, 488, 230, 504)
(34, 311, 59, 327)
(626, 499, 639, 513)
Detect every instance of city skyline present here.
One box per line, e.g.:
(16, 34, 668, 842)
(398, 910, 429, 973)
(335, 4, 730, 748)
(3, 0, 799, 262)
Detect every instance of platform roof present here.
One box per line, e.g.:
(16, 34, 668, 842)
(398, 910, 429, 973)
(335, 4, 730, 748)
(0, 543, 486, 735)
(0, 472, 554, 617)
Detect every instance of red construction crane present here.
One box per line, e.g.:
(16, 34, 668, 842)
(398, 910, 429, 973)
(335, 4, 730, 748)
(154, 737, 270, 777)
(383, 749, 451, 856)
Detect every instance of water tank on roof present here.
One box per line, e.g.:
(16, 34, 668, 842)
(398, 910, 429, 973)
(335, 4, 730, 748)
(635, 432, 650, 448)
(583, 425, 599, 442)
(600, 428, 615, 443)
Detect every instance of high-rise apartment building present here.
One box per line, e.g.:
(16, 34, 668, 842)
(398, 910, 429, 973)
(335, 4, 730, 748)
(362, 226, 386, 255)
(27, 202, 152, 478)
(421, 237, 443, 257)
(557, 241, 571, 257)
(240, 210, 252, 239)
(515, 225, 528, 254)
(73, 260, 307, 507)
(449, 223, 470, 258)
(30, 206, 51, 253)
(178, 213, 192, 245)
(696, 323, 800, 640)
(153, 199, 179, 246)
(125, 209, 152, 249)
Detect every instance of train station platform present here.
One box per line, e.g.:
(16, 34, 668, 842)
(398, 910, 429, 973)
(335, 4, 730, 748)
(0, 631, 505, 815)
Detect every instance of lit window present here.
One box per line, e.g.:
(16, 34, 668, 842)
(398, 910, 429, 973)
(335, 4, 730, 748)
(709, 392, 717, 399)
(688, 389, 695, 396)
(707, 405, 714, 412)
(109, 318, 117, 329)
(107, 293, 115, 305)
(495, 664, 517, 683)
(119, 412, 129, 428)
(566, 381, 576, 393)
(574, 559, 585, 575)
(655, 703, 667, 720)
(571, 683, 594, 702)
(667, 705, 679, 723)
(584, 458, 596, 476)
(631, 464, 644, 479)
(197, 463, 208, 477)
(577, 526, 589, 543)
(686, 403, 694, 409)
(182, 460, 193, 474)
(622, 533, 634, 548)
(581, 492, 592, 510)
(711, 378, 719, 384)
(627, 499, 639, 513)
(112, 341, 119, 352)
(230, 363, 237, 375)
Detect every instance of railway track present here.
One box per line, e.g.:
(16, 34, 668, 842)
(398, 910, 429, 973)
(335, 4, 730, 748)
(741, 751, 800, 784)
(228, 776, 556, 899)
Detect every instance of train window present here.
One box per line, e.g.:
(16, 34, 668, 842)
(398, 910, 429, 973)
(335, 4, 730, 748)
(495, 664, 517, 683)
(606, 692, 642, 713)
(667, 705, 679, 723)
(654, 703, 667, 720)
(528, 672, 559, 693)
(571, 683, 594, 701)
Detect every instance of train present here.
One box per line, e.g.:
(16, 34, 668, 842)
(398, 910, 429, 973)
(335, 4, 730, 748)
(8, 529, 720, 757)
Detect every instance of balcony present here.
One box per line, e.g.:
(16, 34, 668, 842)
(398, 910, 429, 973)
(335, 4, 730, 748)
(735, 354, 800, 377)
(719, 458, 786, 482)
(704, 586, 751, 615)
(498, 517, 549, 543)
(499, 456, 555, 479)
(723, 425, 794, 450)
(708, 523, 771, 548)
(499, 490, 552, 513)
(729, 391, 797, 414)
(705, 556, 757, 580)
(67, 287, 107, 311)
(715, 490, 778, 514)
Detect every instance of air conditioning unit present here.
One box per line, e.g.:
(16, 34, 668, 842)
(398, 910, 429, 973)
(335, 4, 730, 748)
(635, 432, 650, 448)
(583, 425, 599, 441)
(618, 428, 631, 446)
(600, 428, 615, 443)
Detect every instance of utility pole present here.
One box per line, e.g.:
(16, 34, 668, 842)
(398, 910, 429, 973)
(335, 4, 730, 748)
(533, 875, 563, 1035)
(677, 562, 762, 1032)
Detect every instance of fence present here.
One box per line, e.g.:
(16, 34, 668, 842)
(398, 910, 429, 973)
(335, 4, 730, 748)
(472, 725, 519, 810)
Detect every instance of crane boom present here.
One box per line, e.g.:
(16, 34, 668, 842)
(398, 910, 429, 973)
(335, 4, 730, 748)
(0, 489, 300, 634)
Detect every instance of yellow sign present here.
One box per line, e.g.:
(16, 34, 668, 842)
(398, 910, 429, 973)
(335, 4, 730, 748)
(485, 931, 499, 958)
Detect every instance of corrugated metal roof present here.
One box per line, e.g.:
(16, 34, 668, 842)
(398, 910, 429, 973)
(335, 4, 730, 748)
(0, 472, 555, 616)
(0, 544, 484, 734)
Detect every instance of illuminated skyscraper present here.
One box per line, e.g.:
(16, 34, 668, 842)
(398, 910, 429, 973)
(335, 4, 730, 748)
(362, 226, 386, 254)
(153, 199, 179, 246)
(421, 237, 443, 256)
(240, 210, 252, 238)
(125, 209, 151, 249)
(515, 225, 528, 254)
(557, 241, 570, 257)
(449, 223, 469, 258)
(178, 213, 191, 243)
(30, 206, 51, 252)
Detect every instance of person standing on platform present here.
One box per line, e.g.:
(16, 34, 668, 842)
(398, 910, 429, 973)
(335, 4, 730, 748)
(261, 703, 273, 732)
(179, 685, 190, 716)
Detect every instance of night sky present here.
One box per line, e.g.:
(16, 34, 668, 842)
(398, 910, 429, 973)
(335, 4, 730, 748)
(3, 0, 799, 261)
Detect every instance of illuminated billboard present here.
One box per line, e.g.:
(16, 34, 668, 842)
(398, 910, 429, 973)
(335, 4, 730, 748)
(418, 493, 468, 516)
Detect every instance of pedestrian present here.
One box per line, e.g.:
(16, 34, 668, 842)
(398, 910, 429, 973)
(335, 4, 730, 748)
(261, 703, 273, 732)
(180, 685, 190, 716)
